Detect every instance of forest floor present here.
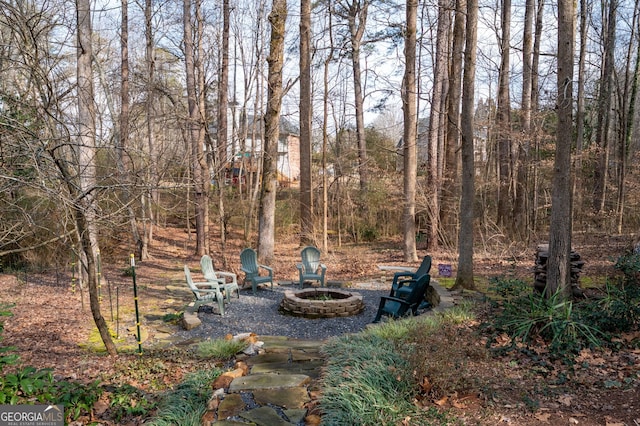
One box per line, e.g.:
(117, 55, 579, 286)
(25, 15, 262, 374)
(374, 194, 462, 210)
(0, 226, 638, 425)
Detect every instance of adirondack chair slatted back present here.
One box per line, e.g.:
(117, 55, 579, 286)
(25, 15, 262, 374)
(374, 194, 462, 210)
(373, 274, 431, 323)
(240, 248, 259, 278)
(297, 246, 326, 288)
(200, 255, 240, 301)
(200, 255, 218, 281)
(391, 255, 432, 293)
(301, 246, 321, 273)
(240, 248, 274, 295)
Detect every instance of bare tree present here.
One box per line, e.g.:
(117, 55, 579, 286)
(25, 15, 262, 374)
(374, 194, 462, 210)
(216, 0, 230, 257)
(441, 0, 465, 244)
(546, 0, 575, 298)
(425, 0, 450, 252)
(335, 0, 369, 193)
(496, 0, 512, 229)
(184, 0, 209, 255)
(300, 0, 313, 245)
(258, 0, 287, 263)
(143, 0, 156, 257)
(402, 0, 418, 262)
(592, 0, 617, 213)
(454, 0, 477, 291)
(75, 0, 116, 355)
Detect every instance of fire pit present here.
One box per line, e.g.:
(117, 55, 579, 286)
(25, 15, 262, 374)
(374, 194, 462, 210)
(279, 288, 364, 318)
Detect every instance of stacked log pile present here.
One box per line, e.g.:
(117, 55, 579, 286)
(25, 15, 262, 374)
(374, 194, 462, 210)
(534, 244, 585, 296)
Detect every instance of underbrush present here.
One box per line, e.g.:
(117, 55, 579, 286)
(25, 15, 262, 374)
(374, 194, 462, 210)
(485, 252, 640, 364)
(320, 304, 476, 425)
(0, 307, 229, 425)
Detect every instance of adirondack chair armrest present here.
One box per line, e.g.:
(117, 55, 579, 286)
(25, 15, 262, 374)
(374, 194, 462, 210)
(240, 266, 251, 274)
(319, 263, 327, 271)
(216, 271, 237, 283)
(379, 295, 412, 307)
(392, 271, 416, 283)
(259, 264, 273, 276)
(194, 280, 220, 289)
(395, 277, 418, 291)
(192, 287, 223, 298)
(296, 263, 304, 271)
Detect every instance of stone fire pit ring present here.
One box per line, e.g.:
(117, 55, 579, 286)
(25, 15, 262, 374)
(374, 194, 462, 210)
(279, 288, 364, 318)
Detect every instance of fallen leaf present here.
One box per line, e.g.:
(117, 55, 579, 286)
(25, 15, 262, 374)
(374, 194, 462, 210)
(604, 416, 625, 426)
(434, 396, 448, 406)
(419, 376, 432, 393)
(535, 413, 551, 423)
(559, 394, 573, 406)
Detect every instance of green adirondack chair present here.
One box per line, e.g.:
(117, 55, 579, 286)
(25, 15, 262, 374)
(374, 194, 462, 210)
(200, 255, 240, 302)
(390, 255, 432, 297)
(372, 274, 431, 323)
(183, 264, 225, 315)
(296, 246, 327, 288)
(240, 248, 274, 295)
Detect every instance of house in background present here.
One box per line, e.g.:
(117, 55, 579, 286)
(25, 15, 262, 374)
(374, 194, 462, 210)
(395, 100, 491, 173)
(209, 115, 301, 187)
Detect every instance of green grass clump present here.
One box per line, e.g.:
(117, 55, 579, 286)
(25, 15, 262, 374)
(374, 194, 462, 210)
(320, 334, 416, 425)
(196, 338, 248, 360)
(147, 368, 221, 426)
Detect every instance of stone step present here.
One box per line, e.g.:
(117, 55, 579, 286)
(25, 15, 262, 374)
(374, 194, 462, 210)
(228, 373, 312, 393)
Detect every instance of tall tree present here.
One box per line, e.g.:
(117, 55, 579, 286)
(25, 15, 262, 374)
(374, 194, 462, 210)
(300, 0, 313, 245)
(75, 0, 116, 355)
(514, 0, 534, 236)
(426, 0, 450, 252)
(454, 0, 477, 290)
(258, 0, 287, 263)
(141, 0, 156, 259)
(496, 0, 512, 229)
(592, 0, 617, 213)
(402, 0, 418, 262)
(216, 0, 230, 258)
(546, 0, 575, 298)
(615, 2, 640, 233)
(335, 0, 369, 192)
(442, 0, 465, 243)
(184, 0, 209, 255)
(118, 0, 144, 260)
(574, 0, 588, 212)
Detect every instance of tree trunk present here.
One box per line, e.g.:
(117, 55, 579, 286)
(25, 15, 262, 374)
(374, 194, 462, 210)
(426, 0, 450, 252)
(300, 0, 313, 245)
(346, 0, 369, 193)
(184, 0, 208, 256)
(592, 0, 617, 213)
(496, 0, 512, 230)
(143, 0, 155, 257)
(442, 0, 465, 244)
(76, 0, 116, 356)
(546, 0, 575, 298)
(454, 0, 477, 291)
(118, 0, 144, 260)
(402, 0, 418, 262)
(258, 0, 287, 264)
(514, 0, 534, 238)
(322, 2, 336, 252)
(574, 0, 588, 219)
(617, 4, 640, 232)
(217, 0, 230, 257)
